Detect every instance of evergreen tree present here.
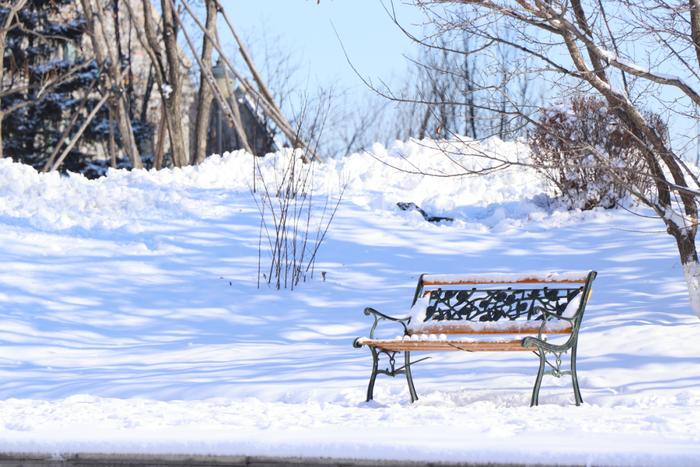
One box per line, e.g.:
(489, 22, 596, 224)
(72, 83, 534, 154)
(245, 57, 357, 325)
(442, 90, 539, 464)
(1, 1, 150, 175)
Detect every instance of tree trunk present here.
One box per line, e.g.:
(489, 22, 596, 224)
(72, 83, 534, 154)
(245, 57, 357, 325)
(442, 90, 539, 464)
(192, 0, 217, 165)
(115, 97, 143, 168)
(0, 0, 29, 160)
(683, 260, 700, 318)
(108, 103, 118, 168)
(667, 221, 700, 317)
(79, 0, 143, 169)
(689, 0, 700, 67)
(0, 114, 4, 159)
(0, 34, 4, 159)
(161, 0, 189, 168)
(128, 0, 178, 168)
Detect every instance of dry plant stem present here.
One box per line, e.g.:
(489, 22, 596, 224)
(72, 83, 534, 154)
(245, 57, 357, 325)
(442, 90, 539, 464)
(253, 167, 282, 287)
(257, 201, 265, 289)
(305, 184, 345, 277)
(251, 149, 343, 290)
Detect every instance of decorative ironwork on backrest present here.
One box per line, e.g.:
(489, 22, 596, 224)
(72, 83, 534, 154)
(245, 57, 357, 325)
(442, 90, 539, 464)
(424, 287, 583, 322)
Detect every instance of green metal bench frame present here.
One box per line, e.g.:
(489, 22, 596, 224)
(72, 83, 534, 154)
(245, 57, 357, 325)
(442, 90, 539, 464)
(353, 270, 597, 406)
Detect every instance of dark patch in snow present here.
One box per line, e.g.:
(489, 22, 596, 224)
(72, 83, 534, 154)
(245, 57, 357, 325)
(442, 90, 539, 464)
(396, 202, 453, 223)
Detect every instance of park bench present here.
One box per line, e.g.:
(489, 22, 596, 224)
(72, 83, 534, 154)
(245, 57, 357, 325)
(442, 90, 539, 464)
(353, 270, 597, 406)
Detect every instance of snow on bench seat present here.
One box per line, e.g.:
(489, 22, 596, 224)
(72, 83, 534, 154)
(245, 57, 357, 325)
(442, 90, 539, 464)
(355, 337, 534, 352)
(407, 319, 573, 335)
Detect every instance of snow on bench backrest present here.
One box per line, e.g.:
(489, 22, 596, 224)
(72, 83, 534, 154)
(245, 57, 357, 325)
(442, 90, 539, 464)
(407, 271, 595, 334)
(421, 270, 591, 286)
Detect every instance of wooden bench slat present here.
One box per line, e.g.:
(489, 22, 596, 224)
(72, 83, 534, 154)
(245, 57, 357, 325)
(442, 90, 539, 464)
(422, 277, 588, 286)
(360, 338, 534, 352)
(421, 271, 590, 286)
(408, 323, 572, 335)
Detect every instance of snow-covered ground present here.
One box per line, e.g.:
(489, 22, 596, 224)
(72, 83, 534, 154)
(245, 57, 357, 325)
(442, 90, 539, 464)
(0, 138, 699, 466)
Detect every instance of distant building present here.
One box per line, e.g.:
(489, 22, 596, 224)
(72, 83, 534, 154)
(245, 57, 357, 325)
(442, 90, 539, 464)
(208, 59, 278, 157)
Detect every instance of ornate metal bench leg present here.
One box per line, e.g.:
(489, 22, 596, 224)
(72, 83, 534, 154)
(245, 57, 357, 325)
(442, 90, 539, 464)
(366, 347, 379, 402)
(571, 345, 583, 406)
(404, 351, 419, 403)
(531, 349, 546, 407)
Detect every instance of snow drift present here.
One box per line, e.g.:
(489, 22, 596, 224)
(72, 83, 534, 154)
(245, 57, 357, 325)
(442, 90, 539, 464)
(0, 138, 698, 466)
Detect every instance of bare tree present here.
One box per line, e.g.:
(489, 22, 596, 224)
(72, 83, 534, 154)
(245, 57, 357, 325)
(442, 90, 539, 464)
(335, 91, 390, 157)
(120, 0, 188, 168)
(80, 0, 143, 169)
(4, 0, 321, 172)
(387, 35, 482, 141)
(177, 0, 320, 161)
(414, 0, 700, 317)
(191, 0, 217, 165)
(244, 29, 384, 158)
(0, 0, 27, 160)
(158, 0, 188, 167)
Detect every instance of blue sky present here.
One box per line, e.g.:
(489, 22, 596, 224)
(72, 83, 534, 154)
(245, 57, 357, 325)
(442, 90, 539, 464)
(215, 2, 699, 159)
(219, 1, 425, 92)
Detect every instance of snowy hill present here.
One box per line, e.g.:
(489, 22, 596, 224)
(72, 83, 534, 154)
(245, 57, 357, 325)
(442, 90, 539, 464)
(0, 139, 698, 465)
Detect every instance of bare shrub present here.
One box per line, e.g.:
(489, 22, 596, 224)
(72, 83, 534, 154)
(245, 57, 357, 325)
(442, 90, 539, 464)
(530, 96, 657, 210)
(252, 151, 345, 290)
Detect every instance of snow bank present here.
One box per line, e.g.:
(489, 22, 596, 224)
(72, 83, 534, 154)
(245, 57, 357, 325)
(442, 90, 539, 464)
(323, 137, 542, 209)
(1, 137, 699, 465)
(0, 137, 552, 232)
(0, 394, 698, 466)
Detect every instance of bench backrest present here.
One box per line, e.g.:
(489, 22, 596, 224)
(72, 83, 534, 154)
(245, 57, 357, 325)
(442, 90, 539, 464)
(407, 271, 597, 335)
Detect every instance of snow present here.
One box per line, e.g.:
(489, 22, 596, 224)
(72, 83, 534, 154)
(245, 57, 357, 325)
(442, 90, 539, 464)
(562, 292, 582, 318)
(663, 205, 691, 233)
(359, 332, 563, 344)
(604, 52, 695, 90)
(0, 137, 699, 465)
(402, 286, 577, 334)
(406, 319, 572, 334)
(407, 294, 430, 322)
(683, 261, 700, 318)
(160, 83, 173, 99)
(422, 270, 591, 284)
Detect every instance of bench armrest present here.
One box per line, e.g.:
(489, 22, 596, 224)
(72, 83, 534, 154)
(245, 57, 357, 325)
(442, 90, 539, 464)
(525, 306, 581, 351)
(364, 307, 409, 322)
(522, 334, 575, 353)
(358, 307, 410, 341)
(536, 307, 576, 323)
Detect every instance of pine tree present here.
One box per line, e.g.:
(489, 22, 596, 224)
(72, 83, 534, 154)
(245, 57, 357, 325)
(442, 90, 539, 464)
(1, 0, 150, 175)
